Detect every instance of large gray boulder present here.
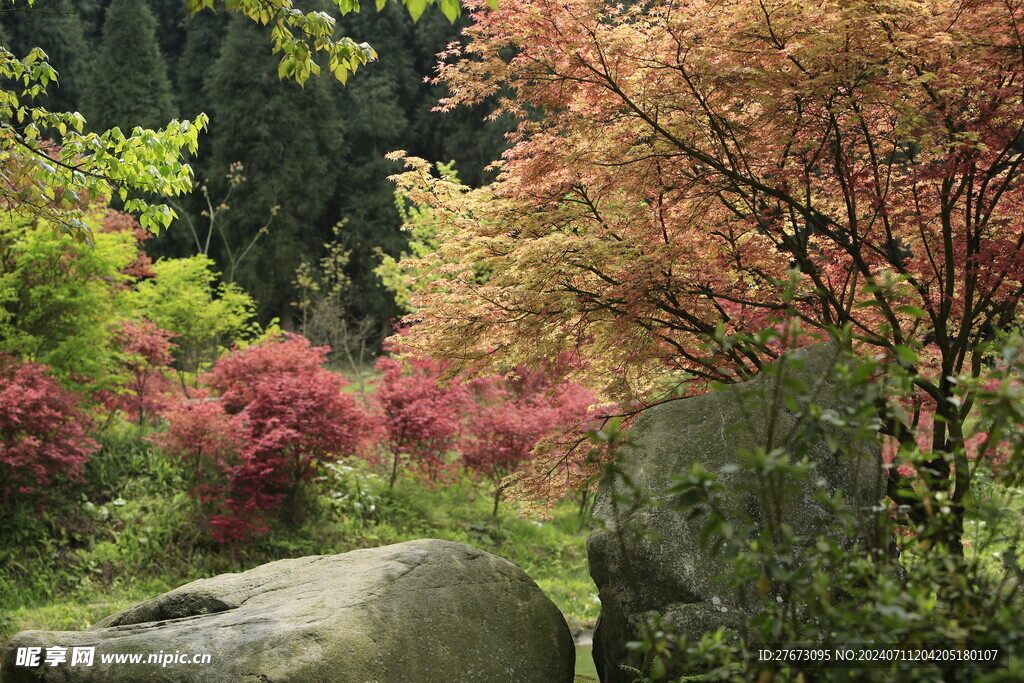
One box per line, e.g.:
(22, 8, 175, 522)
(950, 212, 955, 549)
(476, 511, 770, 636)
(1, 539, 574, 682)
(587, 344, 888, 682)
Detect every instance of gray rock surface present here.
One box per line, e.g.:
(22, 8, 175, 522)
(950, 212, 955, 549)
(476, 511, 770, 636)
(587, 344, 887, 682)
(1, 539, 574, 682)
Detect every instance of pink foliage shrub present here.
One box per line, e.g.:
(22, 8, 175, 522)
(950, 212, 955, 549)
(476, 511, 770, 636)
(374, 340, 597, 510)
(461, 369, 595, 514)
(159, 400, 246, 494)
(160, 334, 373, 542)
(0, 354, 98, 509)
(206, 334, 329, 413)
(101, 319, 177, 425)
(375, 353, 470, 487)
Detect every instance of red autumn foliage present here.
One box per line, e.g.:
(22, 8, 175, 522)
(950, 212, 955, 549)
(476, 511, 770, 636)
(160, 334, 373, 542)
(206, 334, 329, 414)
(374, 343, 597, 505)
(462, 370, 595, 515)
(0, 354, 98, 509)
(390, 0, 1024, 545)
(101, 319, 177, 425)
(158, 399, 245, 485)
(374, 353, 470, 488)
(242, 369, 365, 483)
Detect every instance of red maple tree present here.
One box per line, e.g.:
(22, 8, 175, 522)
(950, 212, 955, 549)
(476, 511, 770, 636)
(374, 352, 470, 488)
(102, 319, 177, 426)
(462, 369, 595, 515)
(0, 355, 98, 509)
(389, 0, 1024, 549)
(160, 334, 372, 542)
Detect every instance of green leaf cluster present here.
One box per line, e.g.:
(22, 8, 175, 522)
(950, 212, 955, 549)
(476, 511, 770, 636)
(0, 0, 207, 239)
(185, 0, 484, 85)
(0, 0, 477, 243)
(374, 160, 459, 312)
(0, 207, 137, 389)
(611, 340, 1024, 681)
(81, 0, 177, 133)
(129, 254, 257, 376)
(0, 200, 259, 398)
(2, 0, 507, 335)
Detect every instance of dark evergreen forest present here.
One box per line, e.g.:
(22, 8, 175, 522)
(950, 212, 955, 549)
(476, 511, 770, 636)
(0, 0, 509, 340)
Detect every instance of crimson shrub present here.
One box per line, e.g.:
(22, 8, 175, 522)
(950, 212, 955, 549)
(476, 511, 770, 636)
(0, 355, 98, 509)
(160, 334, 372, 542)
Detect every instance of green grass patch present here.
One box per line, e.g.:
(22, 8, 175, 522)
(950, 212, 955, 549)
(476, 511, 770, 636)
(1, 432, 598, 642)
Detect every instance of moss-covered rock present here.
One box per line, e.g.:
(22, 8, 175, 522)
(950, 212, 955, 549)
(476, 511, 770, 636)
(1, 539, 574, 682)
(587, 344, 888, 682)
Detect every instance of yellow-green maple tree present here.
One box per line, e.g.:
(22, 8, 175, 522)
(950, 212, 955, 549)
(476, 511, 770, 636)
(391, 0, 1024, 549)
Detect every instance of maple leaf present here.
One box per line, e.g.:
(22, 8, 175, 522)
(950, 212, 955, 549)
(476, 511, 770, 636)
(389, 0, 1024, 548)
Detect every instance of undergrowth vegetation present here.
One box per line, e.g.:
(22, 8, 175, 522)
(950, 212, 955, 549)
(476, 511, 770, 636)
(0, 204, 600, 650)
(0, 423, 598, 641)
(599, 338, 1024, 682)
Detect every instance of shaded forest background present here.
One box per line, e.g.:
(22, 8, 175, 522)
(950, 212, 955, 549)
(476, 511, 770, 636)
(0, 0, 509, 337)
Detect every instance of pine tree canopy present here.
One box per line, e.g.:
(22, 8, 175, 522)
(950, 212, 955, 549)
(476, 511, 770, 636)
(0, 0, 476, 240)
(82, 0, 176, 132)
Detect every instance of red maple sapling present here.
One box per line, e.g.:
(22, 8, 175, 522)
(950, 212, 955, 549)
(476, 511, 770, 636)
(462, 369, 595, 515)
(160, 334, 373, 542)
(374, 353, 470, 489)
(102, 319, 177, 425)
(0, 354, 98, 509)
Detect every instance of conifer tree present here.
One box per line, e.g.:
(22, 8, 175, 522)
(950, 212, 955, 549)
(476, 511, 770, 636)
(136, 9, 229, 264)
(328, 2, 417, 330)
(82, 0, 175, 132)
(0, 0, 90, 114)
(323, 1, 509, 335)
(204, 13, 344, 321)
(176, 9, 226, 121)
(147, 0, 188, 86)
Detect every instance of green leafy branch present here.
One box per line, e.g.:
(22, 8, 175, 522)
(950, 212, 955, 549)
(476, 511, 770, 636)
(1, 35, 208, 239)
(186, 0, 495, 85)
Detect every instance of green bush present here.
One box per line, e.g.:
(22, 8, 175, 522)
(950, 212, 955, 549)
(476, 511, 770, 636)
(129, 254, 257, 379)
(0, 208, 140, 390)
